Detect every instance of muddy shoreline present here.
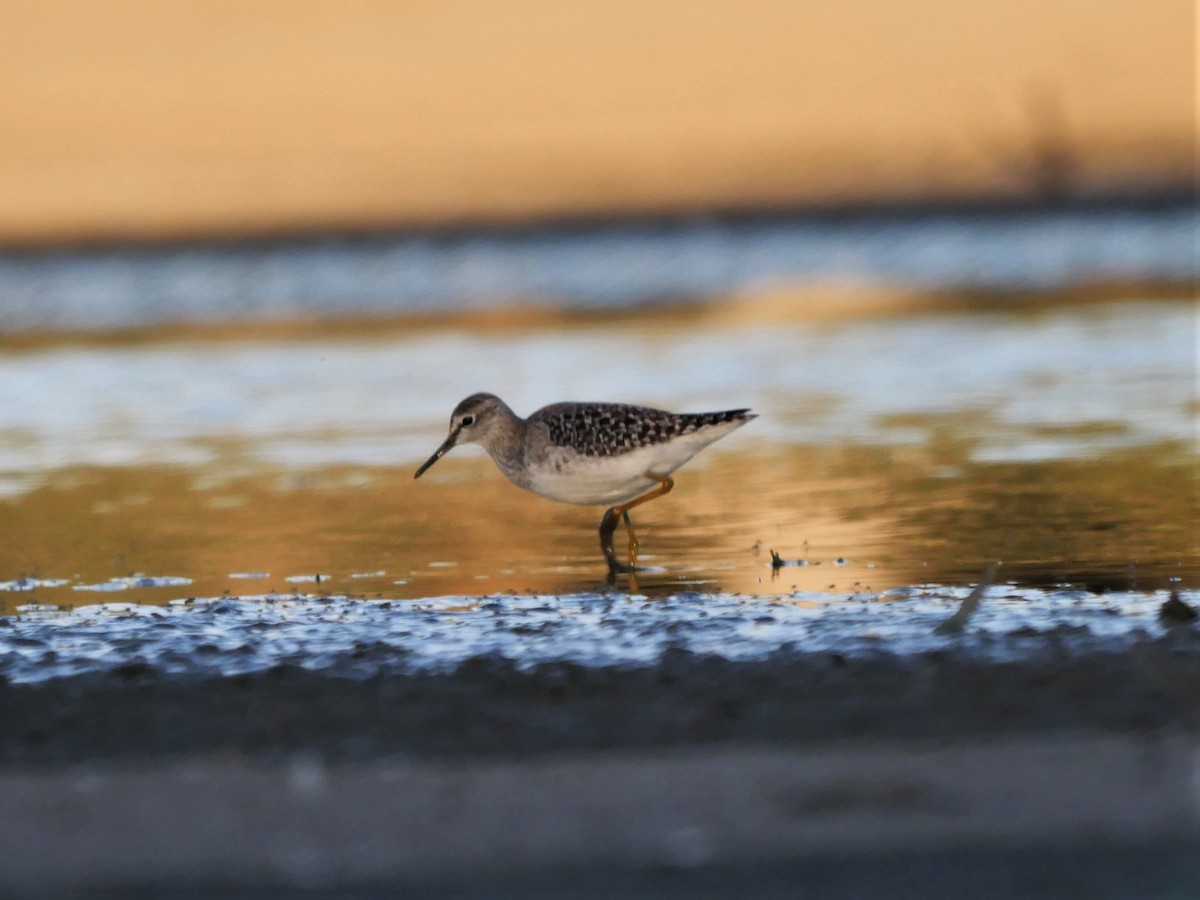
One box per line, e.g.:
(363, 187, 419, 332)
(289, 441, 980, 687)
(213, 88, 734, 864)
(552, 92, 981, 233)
(4, 629, 1197, 768)
(3, 628, 1198, 898)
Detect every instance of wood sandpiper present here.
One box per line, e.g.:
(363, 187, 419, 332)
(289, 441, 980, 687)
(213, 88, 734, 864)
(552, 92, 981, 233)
(414, 393, 756, 574)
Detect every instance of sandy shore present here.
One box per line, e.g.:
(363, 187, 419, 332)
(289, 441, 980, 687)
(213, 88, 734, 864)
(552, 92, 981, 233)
(2, 630, 1197, 897)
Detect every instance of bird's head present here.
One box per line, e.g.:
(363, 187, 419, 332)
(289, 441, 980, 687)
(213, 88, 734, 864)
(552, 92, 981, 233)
(414, 393, 514, 478)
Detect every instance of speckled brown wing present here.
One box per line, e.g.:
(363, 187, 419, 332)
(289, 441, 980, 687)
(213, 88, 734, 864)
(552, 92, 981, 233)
(535, 403, 754, 458)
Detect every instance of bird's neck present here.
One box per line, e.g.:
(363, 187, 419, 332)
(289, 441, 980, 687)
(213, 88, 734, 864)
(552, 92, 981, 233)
(482, 414, 529, 487)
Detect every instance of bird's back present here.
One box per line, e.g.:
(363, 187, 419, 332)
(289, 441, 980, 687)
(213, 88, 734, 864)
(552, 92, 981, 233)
(532, 402, 754, 458)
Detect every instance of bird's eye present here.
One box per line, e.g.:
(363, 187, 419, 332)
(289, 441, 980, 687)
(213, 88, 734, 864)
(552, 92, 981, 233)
(461, 415, 475, 427)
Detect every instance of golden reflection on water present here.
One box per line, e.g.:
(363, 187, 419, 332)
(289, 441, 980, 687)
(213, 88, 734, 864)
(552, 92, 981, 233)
(1, 439, 1194, 610)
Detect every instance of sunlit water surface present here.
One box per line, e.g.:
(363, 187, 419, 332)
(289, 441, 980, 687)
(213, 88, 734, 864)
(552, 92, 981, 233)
(0, 296, 1194, 621)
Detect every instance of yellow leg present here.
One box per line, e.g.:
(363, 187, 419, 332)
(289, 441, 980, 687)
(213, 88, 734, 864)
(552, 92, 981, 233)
(614, 476, 675, 518)
(622, 511, 638, 567)
(598, 476, 674, 573)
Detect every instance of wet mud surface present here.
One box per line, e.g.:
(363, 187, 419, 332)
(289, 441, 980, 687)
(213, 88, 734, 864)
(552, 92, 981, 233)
(3, 637, 1197, 768)
(2, 589, 1197, 767)
(3, 593, 1197, 900)
(2, 587, 1190, 683)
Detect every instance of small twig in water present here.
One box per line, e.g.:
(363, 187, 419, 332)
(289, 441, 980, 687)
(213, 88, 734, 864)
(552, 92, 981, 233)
(935, 562, 1001, 635)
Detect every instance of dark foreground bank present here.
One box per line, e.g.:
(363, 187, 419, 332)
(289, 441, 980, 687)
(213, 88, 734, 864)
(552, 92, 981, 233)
(1, 631, 1198, 898)
(2, 630, 1199, 766)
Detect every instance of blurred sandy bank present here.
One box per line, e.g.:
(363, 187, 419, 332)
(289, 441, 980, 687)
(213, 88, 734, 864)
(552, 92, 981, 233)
(0, 0, 1191, 244)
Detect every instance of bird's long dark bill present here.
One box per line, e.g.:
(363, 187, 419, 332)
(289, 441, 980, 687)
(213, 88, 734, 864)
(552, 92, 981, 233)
(414, 428, 461, 478)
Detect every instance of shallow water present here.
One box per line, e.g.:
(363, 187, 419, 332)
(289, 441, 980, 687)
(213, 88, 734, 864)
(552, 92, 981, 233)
(1, 299, 1193, 475)
(0, 297, 1195, 611)
(2, 205, 1195, 331)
